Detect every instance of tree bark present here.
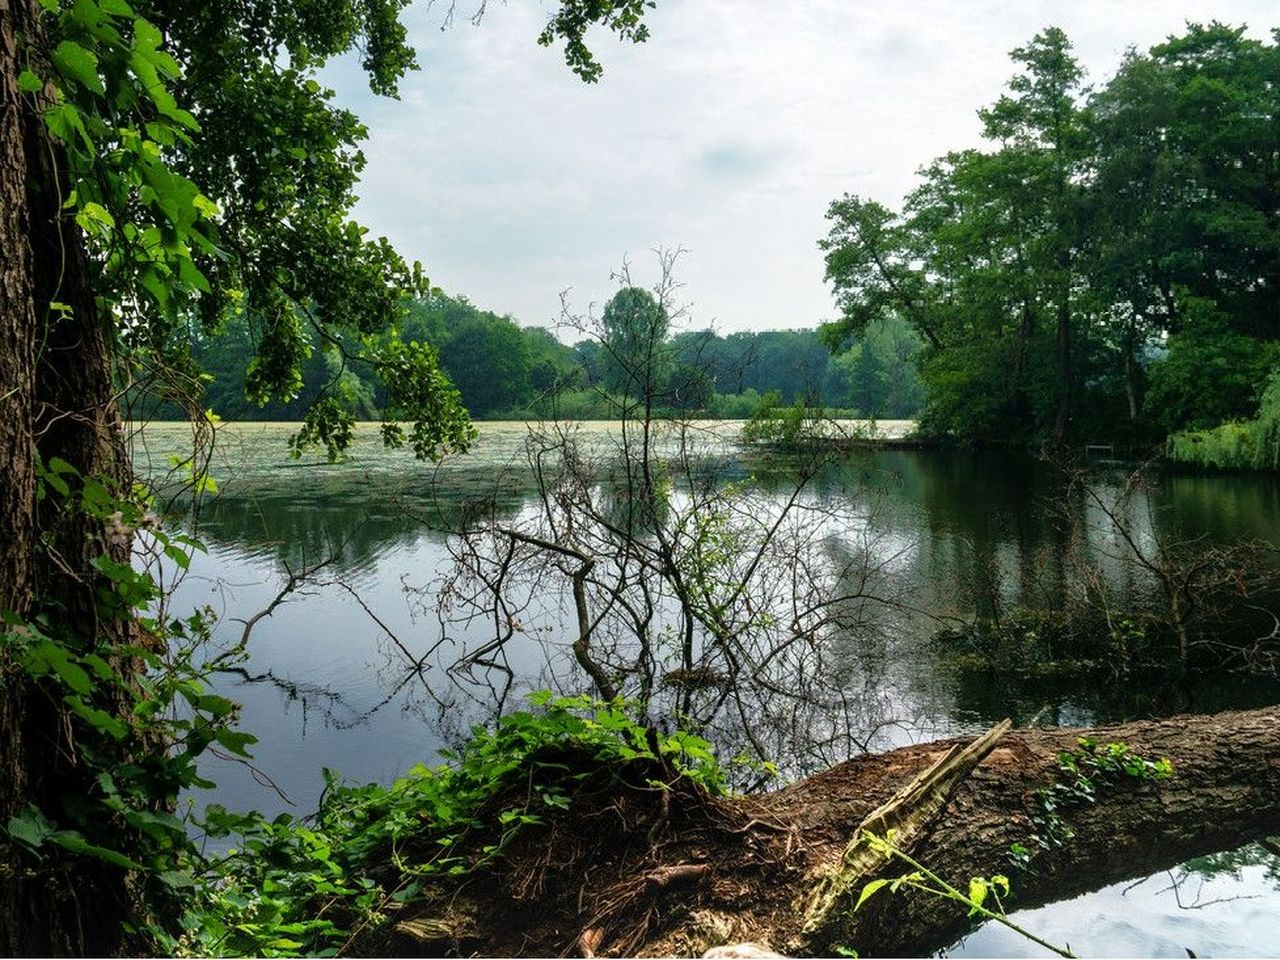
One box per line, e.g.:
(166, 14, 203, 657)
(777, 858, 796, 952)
(380, 706, 1280, 959)
(0, 0, 133, 952)
(0, 1, 42, 940)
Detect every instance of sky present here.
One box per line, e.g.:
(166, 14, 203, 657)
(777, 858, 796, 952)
(325, 1, 1277, 336)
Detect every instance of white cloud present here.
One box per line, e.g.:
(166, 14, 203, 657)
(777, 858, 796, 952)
(324, 1, 1278, 333)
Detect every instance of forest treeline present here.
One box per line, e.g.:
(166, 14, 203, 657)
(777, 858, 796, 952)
(148, 21, 1280, 465)
(820, 23, 1280, 452)
(167, 293, 925, 422)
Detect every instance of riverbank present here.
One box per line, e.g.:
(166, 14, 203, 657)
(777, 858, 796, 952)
(198, 700, 1280, 959)
(132, 423, 1280, 957)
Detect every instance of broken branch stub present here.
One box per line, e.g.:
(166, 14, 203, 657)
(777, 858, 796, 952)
(792, 718, 1012, 954)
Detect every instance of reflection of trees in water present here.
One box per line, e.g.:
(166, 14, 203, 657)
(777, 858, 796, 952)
(190, 444, 1280, 772)
(1182, 841, 1280, 889)
(401, 408, 954, 778)
(1121, 840, 1280, 915)
(174, 482, 531, 577)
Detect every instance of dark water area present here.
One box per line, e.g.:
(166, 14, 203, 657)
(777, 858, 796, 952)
(133, 422, 1280, 957)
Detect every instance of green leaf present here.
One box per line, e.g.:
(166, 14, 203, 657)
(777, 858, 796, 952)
(158, 869, 196, 890)
(75, 201, 116, 233)
(46, 456, 78, 475)
(163, 542, 192, 569)
(80, 653, 117, 681)
(7, 806, 56, 849)
(43, 471, 70, 497)
(50, 831, 144, 869)
(26, 641, 93, 694)
(196, 693, 235, 718)
(968, 877, 988, 912)
(17, 70, 41, 93)
(67, 697, 130, 740)
(51, 40, 104, 95)
(213, 727, 258, 757)
(855, 877, 889, 910)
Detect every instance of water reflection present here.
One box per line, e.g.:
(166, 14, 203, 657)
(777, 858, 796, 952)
(949, 842, 1280, 958)
(139, 427, 1280, 799)
(134, 421, 1280, 955)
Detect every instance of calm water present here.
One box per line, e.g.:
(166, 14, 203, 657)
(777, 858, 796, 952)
(131, 421, 1280, 957)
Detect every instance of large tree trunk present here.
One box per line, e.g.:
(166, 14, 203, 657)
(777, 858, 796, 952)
(0, 0, 133, 952)
(375, 706, 1280, 959)
(775, 707, 1280, 957)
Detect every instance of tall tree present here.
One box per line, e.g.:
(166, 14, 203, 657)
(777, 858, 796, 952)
(1085, 48, 1184, 419)
(979, 26, 1088, 440)
(601, 285, 671, 402)
(821, 28, 1119, 443)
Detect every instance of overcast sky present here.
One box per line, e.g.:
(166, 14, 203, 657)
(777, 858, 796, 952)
(325, 1, 1276, 336)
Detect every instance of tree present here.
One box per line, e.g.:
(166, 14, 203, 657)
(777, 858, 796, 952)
(979, 27, 1089, 440)
(439, 310, 533, 417)
(371, 707, 1280, 957)
(435, 257, 903, 769)
(832, 314, 925, 418)
(1085, 49, 1185, 420)
(601, 285, 671, 402)
(1145, 298, 1280, 432)
(0, 0, 658, 951)
(820, 24, 1280, 446)
(1086, 25, 1280, 421)
(1148, 24, 1280, 338)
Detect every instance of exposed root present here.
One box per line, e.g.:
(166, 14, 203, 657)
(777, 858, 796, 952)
(344, 745, 799, 958)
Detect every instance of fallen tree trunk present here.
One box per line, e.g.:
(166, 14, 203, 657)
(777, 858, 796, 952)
(360, 706, 1280, 958)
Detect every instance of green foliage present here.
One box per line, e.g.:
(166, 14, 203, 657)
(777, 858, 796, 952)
(827, 315, 926, 418)
(4, 458, 248, 937)
(932, 606, 1158, 676)
(25, 0, 216, 346)
(601, 286, 672, 401)
(167, 692, 729, 957)
(741, 392, 832, 447)
(1167, 366, 1280, 470)
(856, 829, 1073, 958)
(11, 449, 747, 958)
(1144, 300, 1280, 432)
(371, 336, 476, 460)
(174, 292, 925, 424)
(820, 23, 1280, 445)
(19, 0, 476, 461)
(30, 0, 666, 462)
(17, 3, 668, 944)
(536, 0, 657, 83)
(1027, 737, 1173, 852)
(5, 461, 730, 960)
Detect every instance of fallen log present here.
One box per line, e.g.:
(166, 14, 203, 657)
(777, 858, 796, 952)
(356, 705, 1280, 958)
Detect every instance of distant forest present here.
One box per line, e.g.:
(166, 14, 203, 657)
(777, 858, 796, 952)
(168, 293, 925, 422)
(146, 20, 1280, 463)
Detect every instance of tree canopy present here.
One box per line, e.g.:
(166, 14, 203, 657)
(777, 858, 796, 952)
(165, 292, 926, 425)
(820, 23, 1280, 445)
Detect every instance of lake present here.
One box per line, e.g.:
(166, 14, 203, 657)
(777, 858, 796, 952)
(131, 420, 1280, 958)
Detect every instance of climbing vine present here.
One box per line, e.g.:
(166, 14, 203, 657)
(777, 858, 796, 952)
(1021, 737, 1173, 857)
(3, 456, 249, 939)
